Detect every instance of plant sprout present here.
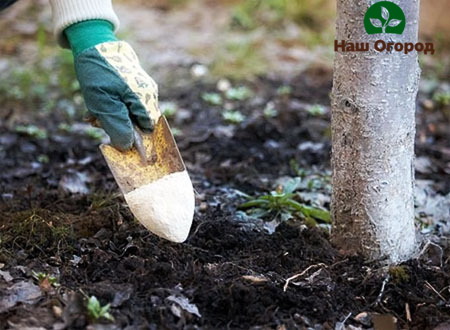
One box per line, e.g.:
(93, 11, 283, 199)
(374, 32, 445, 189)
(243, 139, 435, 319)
(37, 154, 50, 164)
(161, 102, 178, 118)
(263, 103, 278, 118)
(86, 296, 114, 322)
(307, 104, 326, 116)
(225, 86, 252, 101)
(277, 85, 292, 96)
(222, 110, 246, 124)
(32, 271, 60, 287)
(240, 177, 331, 225)
(58, 123, 73, 132)
(171, 127, 183, 137)
(202, 92, 223, 105)
(15, 125, 48, 139)
(433, 91, 450, 107)
(85, 127, 104, 141)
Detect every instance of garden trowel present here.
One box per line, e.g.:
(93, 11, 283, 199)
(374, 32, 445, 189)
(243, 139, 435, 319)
(99, 111, 195, 243)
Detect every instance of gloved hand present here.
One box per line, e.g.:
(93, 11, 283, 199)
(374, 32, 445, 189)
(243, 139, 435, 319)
(65, 20, 159, 151)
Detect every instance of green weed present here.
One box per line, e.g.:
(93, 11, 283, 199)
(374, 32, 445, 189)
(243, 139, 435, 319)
(86, 296, 114, 322)
(161, 102, 178, 118)
(85, 127, 104, 141)
(37, 154, 50, 164)
(171, 127, 183, 137)
(307, 104, 327, 116)
(15, 125, 48, 139)
(58, 123, 73, 132)
(433, 91, 450, 106)
(32, 271, 60, 287)
(222, 110, 246, 124)
(201, 92, 223, 105)
(263, 104, 278, 118)
(225, 86, 253, 101)
(240, 177, 331, 225)
(277, 85, 292, 96)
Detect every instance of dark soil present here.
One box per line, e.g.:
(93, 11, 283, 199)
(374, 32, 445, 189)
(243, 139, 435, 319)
(1, 70, 450, 329)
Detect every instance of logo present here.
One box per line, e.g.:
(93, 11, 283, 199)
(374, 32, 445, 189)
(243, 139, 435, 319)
(364, 1, 406, 35)
(334, 1, 435, 55)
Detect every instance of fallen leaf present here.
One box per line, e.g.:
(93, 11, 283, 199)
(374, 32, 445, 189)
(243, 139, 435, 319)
(167, 295, 201, 318)
(0, 270, 13, 282)
(354, 312, 371, 326)
(59, 172, 91, 195)
(0, 281, 42, 313)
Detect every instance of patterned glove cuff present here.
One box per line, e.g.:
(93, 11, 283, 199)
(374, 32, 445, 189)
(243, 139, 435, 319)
(65, 20, 118, 57)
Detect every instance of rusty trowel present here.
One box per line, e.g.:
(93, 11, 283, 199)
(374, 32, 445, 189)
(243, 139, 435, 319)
(99, 111, 195, 243)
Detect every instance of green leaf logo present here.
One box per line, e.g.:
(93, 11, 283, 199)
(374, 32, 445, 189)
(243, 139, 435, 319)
(364, 1, 406, 35)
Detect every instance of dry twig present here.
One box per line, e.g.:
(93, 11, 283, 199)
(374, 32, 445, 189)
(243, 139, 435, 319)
(283, 263, 327, 292)
(424, 281, 447, 302)
(373, 275, 390, 306)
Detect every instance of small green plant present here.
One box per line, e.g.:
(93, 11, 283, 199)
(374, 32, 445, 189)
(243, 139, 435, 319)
(201, 92, 223, 105)
(171, 127, 183, 137)
(15, 125, 48, 139)
(433, 91, 450, 107)
(85, 127, 104, 141)
(86, 296, 114, 322)
(88, 193, 119, 211)
(307, 104, 326, 116)
(263, 103, 278, 118)
(161, 102, 178, 118)
(37, 154, 50, 164)
(32, 271, 60, 287)
(277, 85, 293, 96)
(58, 123, 73, 132)
(240, 177, 330, 225)
(222, 110, 246, 124)
(225, 86, 253, 101)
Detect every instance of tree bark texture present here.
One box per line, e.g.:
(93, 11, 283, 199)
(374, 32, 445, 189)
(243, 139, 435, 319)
(331, 0, 420, 263)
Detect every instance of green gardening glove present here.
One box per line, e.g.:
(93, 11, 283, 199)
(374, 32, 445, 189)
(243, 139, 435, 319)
(65, 20, 157, 151)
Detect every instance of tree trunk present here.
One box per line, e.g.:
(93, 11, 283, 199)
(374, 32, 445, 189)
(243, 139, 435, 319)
(331, 0, 420, 263)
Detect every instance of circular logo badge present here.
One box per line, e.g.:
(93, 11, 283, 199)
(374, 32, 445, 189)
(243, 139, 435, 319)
(364, 1, 406, 35)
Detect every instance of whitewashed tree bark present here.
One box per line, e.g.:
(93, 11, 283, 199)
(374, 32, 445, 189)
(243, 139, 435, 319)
(331, 0, 421, 263)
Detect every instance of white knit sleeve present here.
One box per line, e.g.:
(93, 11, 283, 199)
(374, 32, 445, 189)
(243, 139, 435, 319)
(49, 0, 120, 48)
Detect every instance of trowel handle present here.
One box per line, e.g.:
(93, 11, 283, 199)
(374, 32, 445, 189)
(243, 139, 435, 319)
(133, 126, 147, 165)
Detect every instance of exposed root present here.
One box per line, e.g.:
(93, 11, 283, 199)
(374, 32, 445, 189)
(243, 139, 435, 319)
(283, 263, 327, 292)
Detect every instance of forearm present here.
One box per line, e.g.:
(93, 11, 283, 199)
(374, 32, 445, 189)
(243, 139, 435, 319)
(49, 0, 120, 48)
